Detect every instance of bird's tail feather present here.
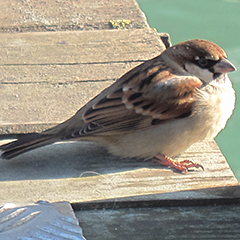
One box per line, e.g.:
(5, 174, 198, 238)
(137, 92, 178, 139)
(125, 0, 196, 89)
(0, 133, 59, 160)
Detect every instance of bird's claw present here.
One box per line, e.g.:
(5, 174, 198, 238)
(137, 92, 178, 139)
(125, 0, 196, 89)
(154, 154, 204, 173)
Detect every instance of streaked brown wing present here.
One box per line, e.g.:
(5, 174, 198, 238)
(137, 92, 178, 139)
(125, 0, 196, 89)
(76, 60, 203, 136)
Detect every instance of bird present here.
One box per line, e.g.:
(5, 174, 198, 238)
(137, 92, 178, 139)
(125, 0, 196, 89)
(0, 39, 236, 172)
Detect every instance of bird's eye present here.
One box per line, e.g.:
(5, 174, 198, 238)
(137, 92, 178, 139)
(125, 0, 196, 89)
(197, 58, 208, 67)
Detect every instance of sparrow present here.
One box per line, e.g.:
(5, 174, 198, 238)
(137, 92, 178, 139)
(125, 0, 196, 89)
(0, 39, 236, 172)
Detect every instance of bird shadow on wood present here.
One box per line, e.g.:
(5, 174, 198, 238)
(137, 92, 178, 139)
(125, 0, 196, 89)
(0, 140, 165, 181)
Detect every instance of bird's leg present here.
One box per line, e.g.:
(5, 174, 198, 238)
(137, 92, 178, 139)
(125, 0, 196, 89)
(154, 153, 204, 173)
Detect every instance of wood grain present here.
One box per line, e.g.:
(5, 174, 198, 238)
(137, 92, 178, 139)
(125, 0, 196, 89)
(0, 140, 238, 204)
(76, 204, 240, 240)
(0, 0, 148, 32)
(0, 29, 165, 134)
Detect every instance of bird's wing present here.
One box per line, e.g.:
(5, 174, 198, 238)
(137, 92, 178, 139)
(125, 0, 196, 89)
(48, 58, 203, 138)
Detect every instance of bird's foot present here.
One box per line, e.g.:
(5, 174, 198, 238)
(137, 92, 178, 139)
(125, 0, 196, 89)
(154, 153, 204, 173)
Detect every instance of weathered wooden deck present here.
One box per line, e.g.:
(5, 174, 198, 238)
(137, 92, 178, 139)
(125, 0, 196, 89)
(0, 0, 239, 239)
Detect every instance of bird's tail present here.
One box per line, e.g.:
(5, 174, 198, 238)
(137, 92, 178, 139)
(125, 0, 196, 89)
(0, 133, 59, 160)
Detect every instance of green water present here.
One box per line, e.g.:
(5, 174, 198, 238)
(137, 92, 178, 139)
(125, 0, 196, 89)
(138, 0, 240, 180)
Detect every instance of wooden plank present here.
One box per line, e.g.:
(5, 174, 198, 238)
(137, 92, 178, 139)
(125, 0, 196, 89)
(0, 29, 163, 65)
(0, 81, 114, 133)
(75, 204, 240, 240)
(0, 0, 148, 32)
(0, 62, 140, 84)
(0, 29, 165, 134)
(0, 140, 238, 204)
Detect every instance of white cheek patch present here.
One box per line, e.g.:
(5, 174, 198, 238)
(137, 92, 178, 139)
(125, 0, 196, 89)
(185, 62, 213, 83)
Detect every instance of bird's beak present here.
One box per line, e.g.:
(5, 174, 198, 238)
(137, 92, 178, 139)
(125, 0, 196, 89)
(214, 58, 237, 73)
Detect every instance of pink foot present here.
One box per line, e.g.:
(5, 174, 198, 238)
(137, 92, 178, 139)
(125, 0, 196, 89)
(154, 153, 204, 173)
